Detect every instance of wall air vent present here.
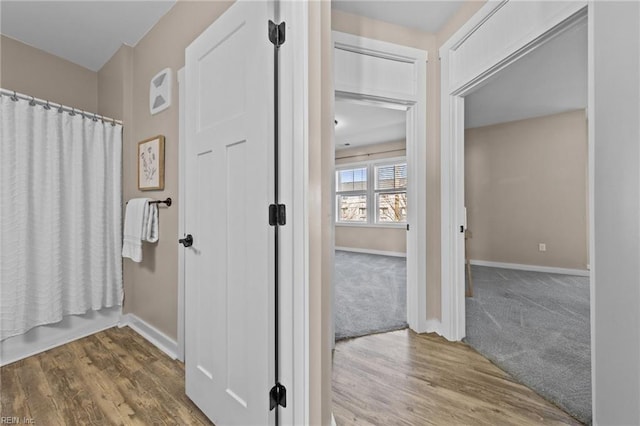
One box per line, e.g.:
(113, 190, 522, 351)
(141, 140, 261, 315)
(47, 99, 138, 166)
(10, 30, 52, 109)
(150, 68, 172, 115)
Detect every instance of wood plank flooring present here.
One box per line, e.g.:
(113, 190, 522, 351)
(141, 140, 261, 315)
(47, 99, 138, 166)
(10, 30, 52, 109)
(332, 329, 582, 425)
(2, 326, 581, 425)
(0, 326, 213, 426)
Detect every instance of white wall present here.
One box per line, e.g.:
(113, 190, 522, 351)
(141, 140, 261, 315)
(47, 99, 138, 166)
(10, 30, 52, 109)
(592, 1, 640, 424)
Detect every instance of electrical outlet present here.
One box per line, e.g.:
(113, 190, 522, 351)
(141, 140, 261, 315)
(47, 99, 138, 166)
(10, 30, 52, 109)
(538, 243, 546, 252)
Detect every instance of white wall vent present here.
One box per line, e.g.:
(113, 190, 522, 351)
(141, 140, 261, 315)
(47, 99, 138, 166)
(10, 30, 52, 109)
(150, 68, 172, 115)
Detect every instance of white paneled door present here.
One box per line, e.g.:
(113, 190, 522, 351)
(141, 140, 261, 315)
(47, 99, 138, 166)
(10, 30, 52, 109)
(184, 1, 275, 425)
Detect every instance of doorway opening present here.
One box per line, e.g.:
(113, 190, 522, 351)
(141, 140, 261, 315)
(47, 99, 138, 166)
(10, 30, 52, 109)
(461, 16, 590, 423)
(438, 5, 592, 424)
(330, 31, 428, 338)
(333, 99, 409, 341)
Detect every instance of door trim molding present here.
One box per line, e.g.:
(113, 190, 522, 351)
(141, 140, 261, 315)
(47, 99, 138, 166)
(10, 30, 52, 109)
(332, 30, 429, 334)
(177, 67, 185, 363)
(280, 2, 310, 424)
(440, 2, 598, 417)
(439, 0, 588, 342)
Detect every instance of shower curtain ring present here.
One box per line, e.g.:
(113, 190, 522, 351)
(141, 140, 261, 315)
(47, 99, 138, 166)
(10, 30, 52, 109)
(70, 108, 76, 116)
(29, 96, 36, 106)
(11, 91, 18, 101)
(44, 101, 51, 110)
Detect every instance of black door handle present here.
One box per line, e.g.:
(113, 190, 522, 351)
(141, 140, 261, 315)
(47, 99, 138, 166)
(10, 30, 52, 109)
(179, 234, 193, 247)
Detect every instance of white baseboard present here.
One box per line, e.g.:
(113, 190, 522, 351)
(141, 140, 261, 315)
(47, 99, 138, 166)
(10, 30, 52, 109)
(423, 319, 442, 335)
(119, 313, 178, 360)
(413, 318, 441, 335)
(0, 307, 121, 367)
(470, 259, 590, 276)
(335, 246, 406, 258)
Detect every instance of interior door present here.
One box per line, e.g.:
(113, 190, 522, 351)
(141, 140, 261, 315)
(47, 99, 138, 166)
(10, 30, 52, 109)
(184, 2, 274, 425)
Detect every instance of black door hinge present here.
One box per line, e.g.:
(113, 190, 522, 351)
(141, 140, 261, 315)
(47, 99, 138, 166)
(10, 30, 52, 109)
(268, 21, 286, 47)
(270, 383, 287, 410)
(269, 204, 286, 226)
(406, 224, 410, 231)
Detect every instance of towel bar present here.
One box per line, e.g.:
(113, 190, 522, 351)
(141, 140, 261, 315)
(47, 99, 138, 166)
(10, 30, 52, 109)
(149, 198, 172, 206)
(126, 197, 172, 207)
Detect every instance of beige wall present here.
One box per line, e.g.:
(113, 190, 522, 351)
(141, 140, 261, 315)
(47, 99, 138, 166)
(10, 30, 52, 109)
(335, 140, 407, 253)
(465, 111, 588, 270)
(97, 45, 133, 122)
(0, 35, 98, 112)
(96, 1, 233, 339)
(336, 227, 406, 254)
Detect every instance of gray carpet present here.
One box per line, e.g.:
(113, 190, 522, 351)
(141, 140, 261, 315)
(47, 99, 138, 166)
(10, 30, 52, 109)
(465, 265, 591, 424)
(334, 250, 407, 340)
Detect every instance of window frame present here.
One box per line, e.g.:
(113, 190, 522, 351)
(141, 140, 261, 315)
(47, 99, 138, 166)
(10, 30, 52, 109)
(335, 156, 407, 228)
(374, 162, 407, 224)
(335, 166, 369, 224)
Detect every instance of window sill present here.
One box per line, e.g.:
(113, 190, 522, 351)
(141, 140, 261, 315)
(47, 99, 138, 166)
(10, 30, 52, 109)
(335, 222, 406, 229)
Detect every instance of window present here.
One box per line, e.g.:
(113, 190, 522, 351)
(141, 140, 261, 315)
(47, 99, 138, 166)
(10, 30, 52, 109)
(335, 159, 407, 225)
(336, 167, 367, 222)
(375, 163, 407, 223)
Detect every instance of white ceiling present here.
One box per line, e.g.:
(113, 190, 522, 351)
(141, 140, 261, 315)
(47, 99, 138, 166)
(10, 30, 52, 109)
(465, 20, 587, 129)
(332, 0, 464, 33)
(335, 101, 406, 149)
(0, 1, 176, 72)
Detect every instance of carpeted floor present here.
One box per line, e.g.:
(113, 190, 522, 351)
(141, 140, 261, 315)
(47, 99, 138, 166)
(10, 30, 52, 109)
(465, 265, 591, 424)
(334, 250, 407, 340)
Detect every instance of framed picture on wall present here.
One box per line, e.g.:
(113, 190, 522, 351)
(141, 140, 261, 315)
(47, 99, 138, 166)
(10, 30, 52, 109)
(138, 135, 165, 191)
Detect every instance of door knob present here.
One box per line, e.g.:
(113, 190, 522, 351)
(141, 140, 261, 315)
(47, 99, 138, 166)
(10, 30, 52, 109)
(179, 234, 193, 247)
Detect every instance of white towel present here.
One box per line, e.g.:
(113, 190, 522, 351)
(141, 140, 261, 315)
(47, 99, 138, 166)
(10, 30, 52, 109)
(122, 198, 159, 262)
(144, 203, 159, 243)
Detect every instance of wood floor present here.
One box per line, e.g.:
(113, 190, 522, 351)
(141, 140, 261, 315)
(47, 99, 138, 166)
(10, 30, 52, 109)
(2, 326, 581, 425)
(0, 326, 213, 426)
(332, 329, 582, 426)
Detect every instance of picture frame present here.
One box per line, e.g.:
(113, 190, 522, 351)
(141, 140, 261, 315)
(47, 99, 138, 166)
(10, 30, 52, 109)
(138, 135, 165, 191)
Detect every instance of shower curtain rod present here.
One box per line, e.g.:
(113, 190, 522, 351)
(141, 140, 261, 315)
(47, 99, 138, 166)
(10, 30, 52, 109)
(0, 88, 123, 125)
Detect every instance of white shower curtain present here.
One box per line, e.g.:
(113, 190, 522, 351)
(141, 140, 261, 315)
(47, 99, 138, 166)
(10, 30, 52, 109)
(0, 94, 123, 341)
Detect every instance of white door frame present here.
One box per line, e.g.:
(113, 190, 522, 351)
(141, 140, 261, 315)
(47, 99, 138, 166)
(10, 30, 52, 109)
(178, 1, 309, 424)
(333, 31, 429, 333)
(439, 0, 589, 341)
(177, 67, 186, 363)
